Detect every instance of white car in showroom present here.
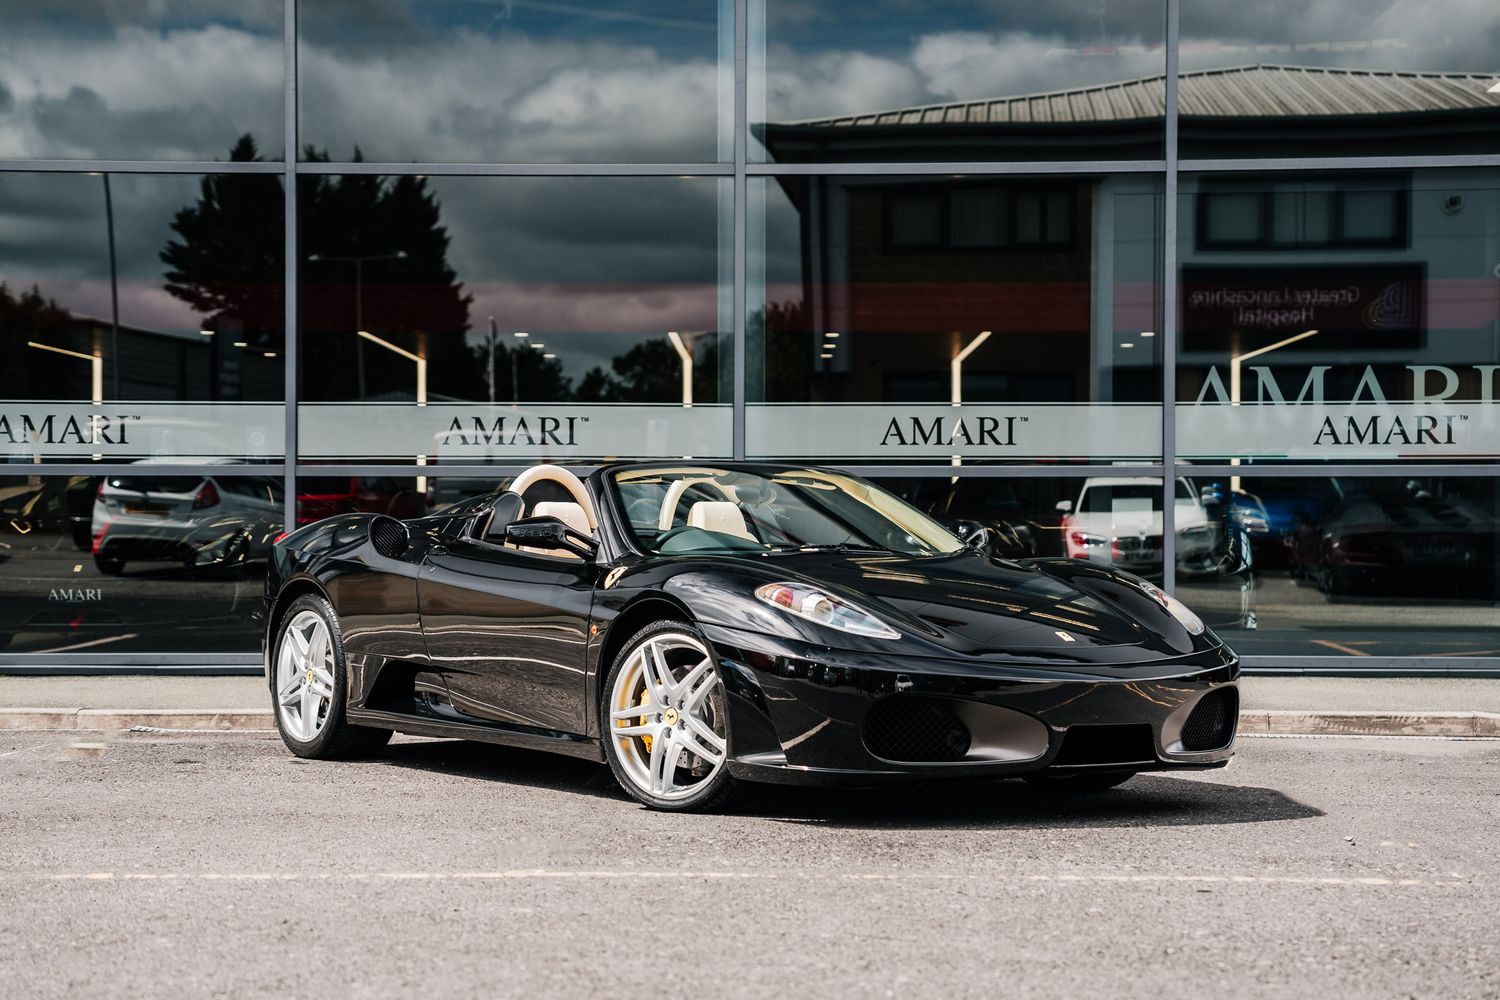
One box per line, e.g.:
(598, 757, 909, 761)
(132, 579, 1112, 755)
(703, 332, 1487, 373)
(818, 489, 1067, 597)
(91, 461, 283, 575)
(1057, 477, 1216, 576)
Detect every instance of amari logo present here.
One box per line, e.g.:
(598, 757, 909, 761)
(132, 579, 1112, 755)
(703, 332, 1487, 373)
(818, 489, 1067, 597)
(879, 415, 1021, 447)
(441, 414, 589, 448)
(0, 411, 139, 445)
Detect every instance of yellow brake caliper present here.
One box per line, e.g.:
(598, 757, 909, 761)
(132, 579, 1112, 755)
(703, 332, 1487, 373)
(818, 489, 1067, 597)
(637, 686, 654, 753)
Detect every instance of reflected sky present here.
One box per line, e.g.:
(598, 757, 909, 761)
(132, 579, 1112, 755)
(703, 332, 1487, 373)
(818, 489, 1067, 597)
(0, 170, 725, 392)
(3, 1, 1496, 163)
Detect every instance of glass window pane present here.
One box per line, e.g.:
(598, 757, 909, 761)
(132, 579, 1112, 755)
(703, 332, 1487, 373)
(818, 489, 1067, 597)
(0, 2, 284, 161)
(1179, 475, 1500, 657)
(1203, 192, 1262, 245)
(949, 189, 1006, 248)
(0, 474, 283, 654)
(748, 174, 1162, 464)
(1342, 190, 1398, 242)
(873, 476, 1168, 579)
(1177, 169, 1497, 465)
(297, 175, 731, 463)
(298, 0, 732, 163)
(0, 172, 285, 464)
(750, 0, 1166, 163)
(889, 193, 943, 247)
(1179, 1, 1500, 158)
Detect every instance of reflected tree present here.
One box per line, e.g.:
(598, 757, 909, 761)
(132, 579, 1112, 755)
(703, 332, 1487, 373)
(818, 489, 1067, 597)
(160, 135, 285, 362)
(575, 337, 720, 403)
(0, 283, 78, 399)
(299, 147, 474, 401)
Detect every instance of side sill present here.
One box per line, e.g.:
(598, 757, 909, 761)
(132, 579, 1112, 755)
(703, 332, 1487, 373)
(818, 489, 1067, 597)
(347, 708, 605, 763)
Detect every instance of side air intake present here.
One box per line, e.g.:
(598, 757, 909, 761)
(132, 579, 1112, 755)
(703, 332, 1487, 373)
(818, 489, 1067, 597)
(370, 516, 410, 559)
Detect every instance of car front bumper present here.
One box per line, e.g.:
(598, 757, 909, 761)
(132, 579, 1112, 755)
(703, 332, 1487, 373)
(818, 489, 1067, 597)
(702, 624, 1239, 787)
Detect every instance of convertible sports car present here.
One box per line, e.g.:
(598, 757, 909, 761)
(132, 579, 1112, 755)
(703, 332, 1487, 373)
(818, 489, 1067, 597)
(263, 463, 1239, 811)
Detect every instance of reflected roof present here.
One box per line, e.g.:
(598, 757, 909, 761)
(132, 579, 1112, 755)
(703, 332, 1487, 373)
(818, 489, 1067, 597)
(786, 64, 1500, 127)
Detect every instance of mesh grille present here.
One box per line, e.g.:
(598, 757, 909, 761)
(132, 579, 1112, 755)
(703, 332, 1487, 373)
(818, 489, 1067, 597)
(1180, 688, 1238, 752)
(370, 517, 409, 559)
(1054, 723, 1157, 766)
(863, 697, 972, 763)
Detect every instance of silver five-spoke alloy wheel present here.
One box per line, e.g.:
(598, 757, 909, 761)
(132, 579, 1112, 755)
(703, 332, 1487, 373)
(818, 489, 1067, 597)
(276, 609, 336, 741)
(608, 631, 728, 802)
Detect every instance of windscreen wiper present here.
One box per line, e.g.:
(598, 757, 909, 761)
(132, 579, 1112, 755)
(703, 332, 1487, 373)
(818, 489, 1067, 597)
(784, 542, 893, 554)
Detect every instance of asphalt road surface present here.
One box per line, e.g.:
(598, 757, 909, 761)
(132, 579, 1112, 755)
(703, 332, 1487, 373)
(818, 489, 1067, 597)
(2, 730, 1497, 999)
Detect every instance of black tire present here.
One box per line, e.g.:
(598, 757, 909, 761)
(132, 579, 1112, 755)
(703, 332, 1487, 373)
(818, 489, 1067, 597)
(94, 554, 125, 575)
(600, 619, 741, 813)
(271, 593, 392, 760)
(1024, 770, 1136, 792)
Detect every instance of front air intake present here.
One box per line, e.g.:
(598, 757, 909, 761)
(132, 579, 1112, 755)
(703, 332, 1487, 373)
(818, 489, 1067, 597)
(370, 516, 410, 559)
(1179, 688, 1238, 752)
(863, 697, 972, 763)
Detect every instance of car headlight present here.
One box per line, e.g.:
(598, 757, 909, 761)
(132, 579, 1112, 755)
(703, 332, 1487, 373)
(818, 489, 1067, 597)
(754, 582, 899, 639)
(1069, 531, 1107, 549)
(1135, 579, 1206, 635)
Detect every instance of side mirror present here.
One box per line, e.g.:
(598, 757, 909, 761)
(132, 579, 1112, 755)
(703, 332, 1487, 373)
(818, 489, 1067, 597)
(504, 516, 599, 560)
(1055, 499, 1074, 514)
(953, 519, 990, 551)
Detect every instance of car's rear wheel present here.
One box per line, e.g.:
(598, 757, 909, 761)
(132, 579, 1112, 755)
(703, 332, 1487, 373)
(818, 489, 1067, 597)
(1024, 770, 1136, 792)
(94, 554, 124, 575)
(272, 593, 391, 759)
(601, 621, 739, 812)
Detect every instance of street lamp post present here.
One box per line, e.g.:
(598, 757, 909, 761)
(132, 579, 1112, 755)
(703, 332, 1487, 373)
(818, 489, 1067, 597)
(306, 250, 408, 397)
(667, 331, 694, 407)
(28, 340, 104, 461)
(358, 330, 428, 491)
(949, 330, 992, 470)
(1228, 328, 1319, 491)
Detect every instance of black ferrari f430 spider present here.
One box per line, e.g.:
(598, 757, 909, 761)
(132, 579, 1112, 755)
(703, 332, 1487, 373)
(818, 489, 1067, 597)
(263, 463, 1239, 811)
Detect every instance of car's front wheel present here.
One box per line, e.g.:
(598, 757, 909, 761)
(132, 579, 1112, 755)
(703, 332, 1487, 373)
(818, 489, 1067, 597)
(272, 593, 391, 759)
(601, 621, 739, 812)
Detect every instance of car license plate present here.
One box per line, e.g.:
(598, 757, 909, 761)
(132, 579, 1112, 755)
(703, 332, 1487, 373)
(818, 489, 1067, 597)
(124, 505, 170, 516)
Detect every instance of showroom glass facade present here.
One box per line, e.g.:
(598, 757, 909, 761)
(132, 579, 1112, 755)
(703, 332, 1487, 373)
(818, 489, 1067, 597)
(1, 1, 1498, 671)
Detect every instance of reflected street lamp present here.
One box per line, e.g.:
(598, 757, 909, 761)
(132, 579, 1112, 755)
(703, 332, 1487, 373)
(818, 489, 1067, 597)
(1228, 328, 1319, 490)
(667, 331, 693, 407)
(357, 330, 427, 491)
(28, 340, 103, 460)
(307, 250, 408, 398)
(949, 330, 992, 470)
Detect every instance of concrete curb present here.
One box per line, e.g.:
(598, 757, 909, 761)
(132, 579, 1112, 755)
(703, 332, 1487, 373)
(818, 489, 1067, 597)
(1, 708, 1498, 737)
(1239, 710, 1500, 738)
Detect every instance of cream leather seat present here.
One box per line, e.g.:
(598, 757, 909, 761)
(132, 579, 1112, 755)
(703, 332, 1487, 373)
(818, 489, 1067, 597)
(687, 500, 754, 541)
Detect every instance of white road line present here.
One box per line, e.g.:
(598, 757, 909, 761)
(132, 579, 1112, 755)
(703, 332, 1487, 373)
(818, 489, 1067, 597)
(17, 870, 1481, 888)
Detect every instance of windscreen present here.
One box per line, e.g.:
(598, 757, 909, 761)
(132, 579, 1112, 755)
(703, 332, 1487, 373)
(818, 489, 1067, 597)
(611, 467, 964, 557)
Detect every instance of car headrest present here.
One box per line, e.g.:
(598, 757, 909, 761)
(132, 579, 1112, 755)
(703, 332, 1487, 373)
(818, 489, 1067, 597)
(688, 501, 753, 540)
(532, 501, 590, 536)
(481, 491, 524, 540)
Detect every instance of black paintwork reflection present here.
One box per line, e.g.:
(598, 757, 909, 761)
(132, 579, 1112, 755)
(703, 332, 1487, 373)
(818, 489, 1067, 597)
(420, 537, 595, 734)
(264, 463, 1241, 786)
